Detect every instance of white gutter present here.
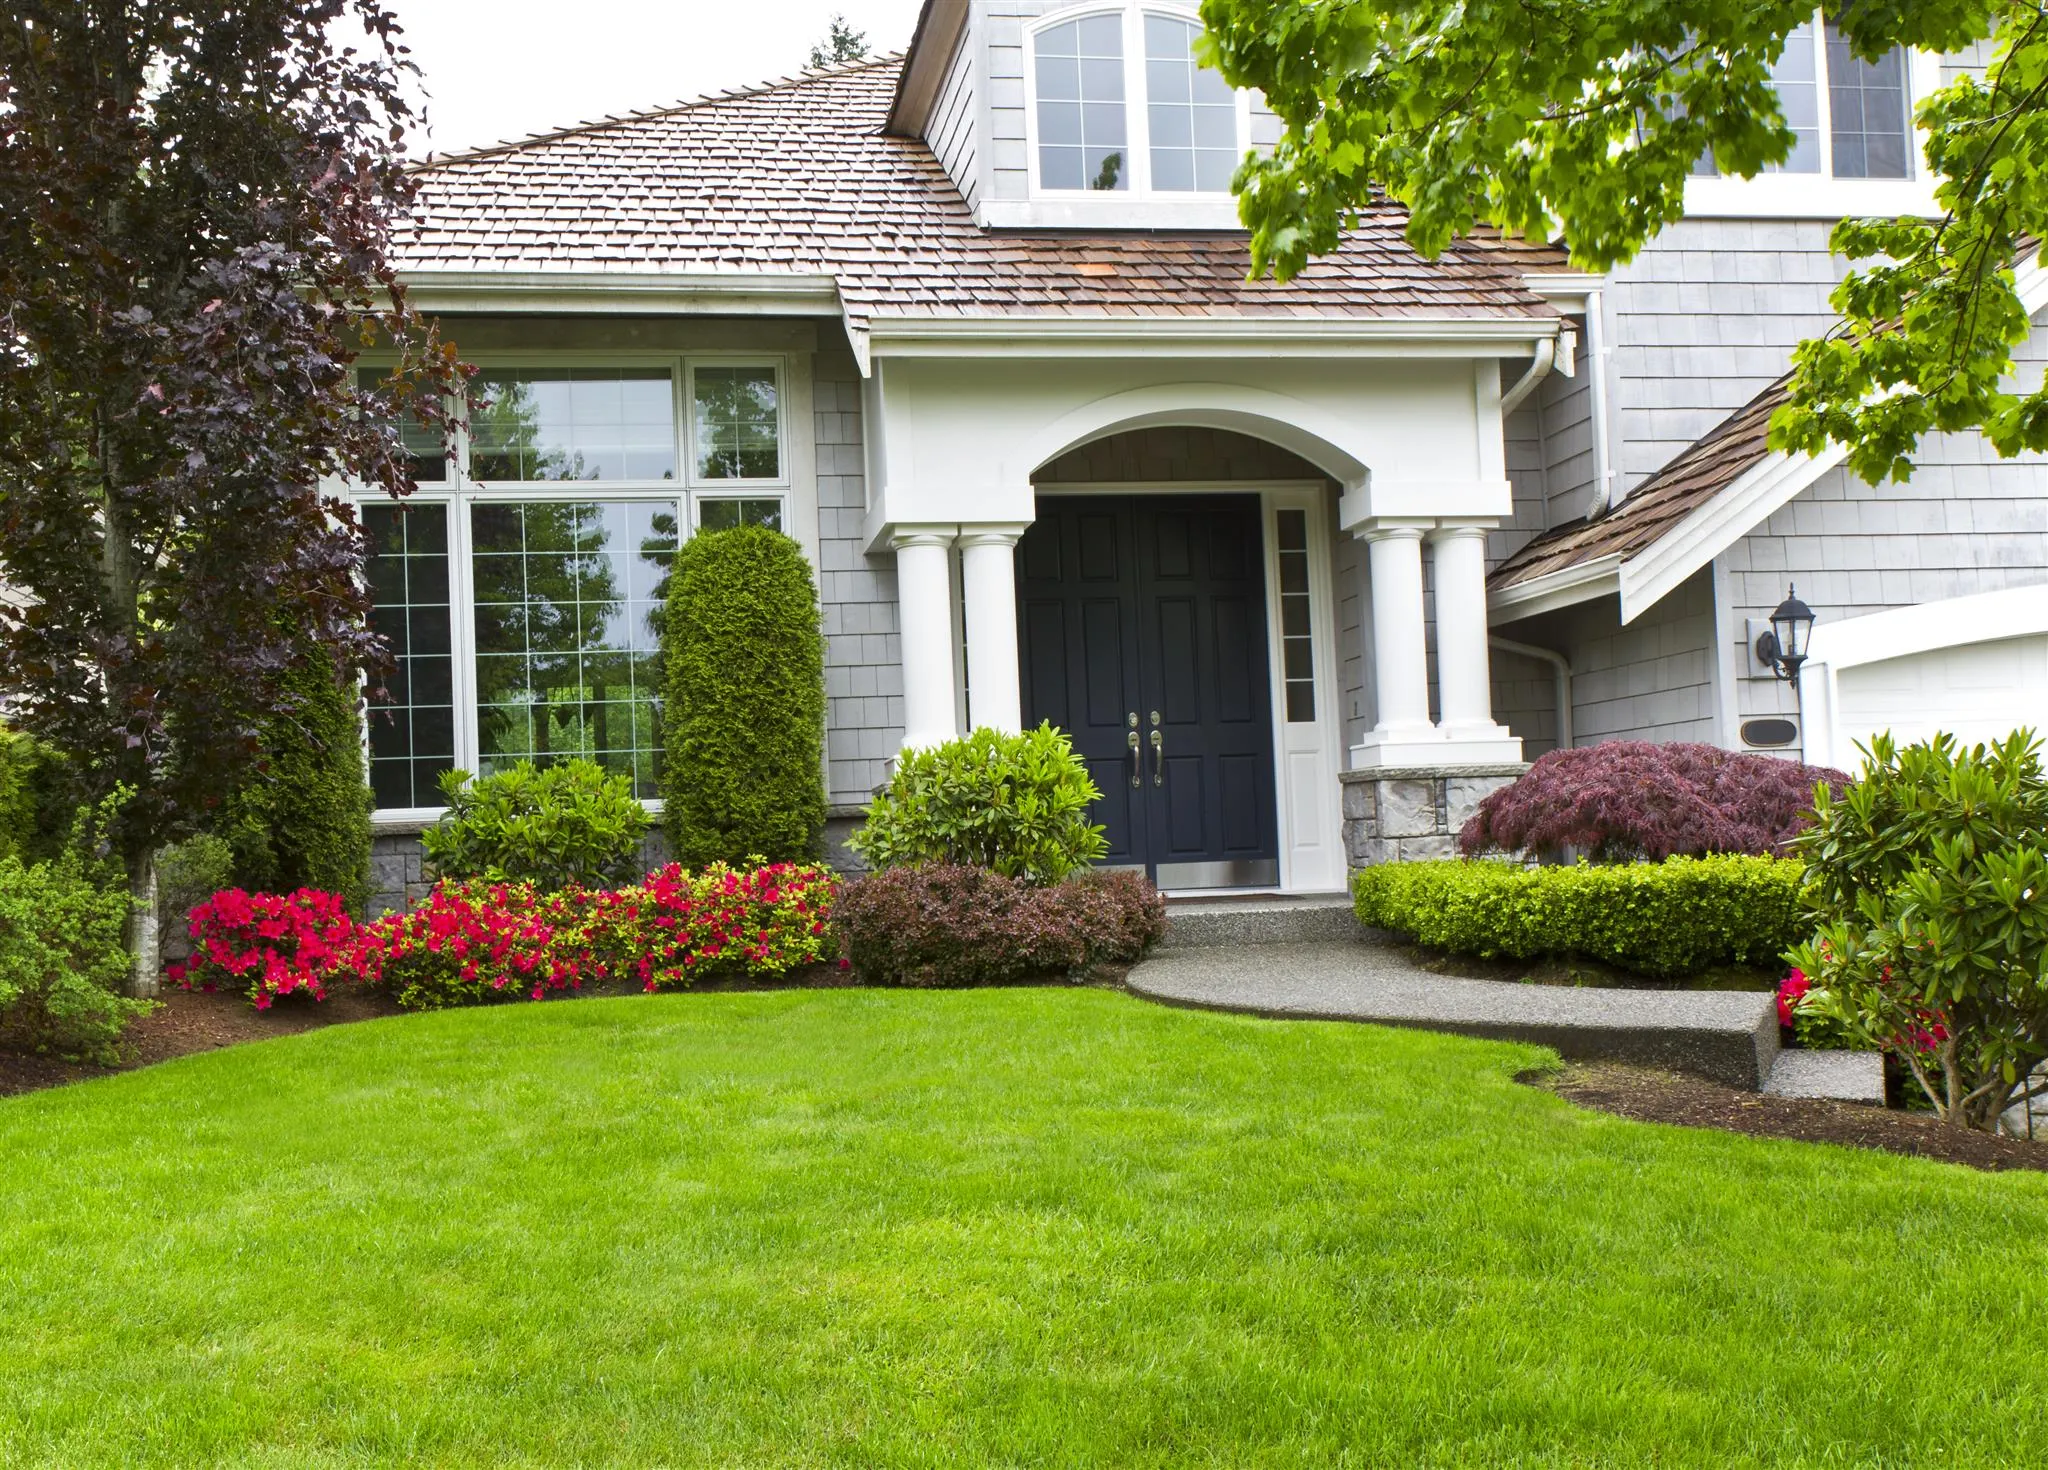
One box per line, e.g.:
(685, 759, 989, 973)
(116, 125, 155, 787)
(1487, 553, 1622, 622)
(1490, 636, 1573, 749)
(863, 314, 1563, 361)
(1586, 287, 1621, 511)
(399, 269, 843, 316)
(1498, 336, 1556, 416)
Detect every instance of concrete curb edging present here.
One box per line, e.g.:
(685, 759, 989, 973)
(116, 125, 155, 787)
(1127, 940, 1782, 1089)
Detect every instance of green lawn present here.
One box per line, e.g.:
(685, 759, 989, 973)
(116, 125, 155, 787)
(3, 989, 2045, 1468)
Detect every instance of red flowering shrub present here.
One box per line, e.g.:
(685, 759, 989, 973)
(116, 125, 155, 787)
(349, 881, 586, 1010)
(1460, 742, 1849, 862)
(578, 861, 839, 990)
(172, 888, 359, 1008)
(835, 864, 1164, 986)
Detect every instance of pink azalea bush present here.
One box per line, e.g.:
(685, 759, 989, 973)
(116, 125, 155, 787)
(172, 860, 843, 1011)
(1460, 741, 1849, 862)
(172, 888, 359, 1008)
(578, 861, 839, 991)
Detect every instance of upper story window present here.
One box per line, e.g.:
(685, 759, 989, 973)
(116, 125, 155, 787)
(1693, 13, 1914, 182)
(1030, 4, 1245, 198)
(1144, 13, 1236, 192)
(1035, 13, 1129, 190)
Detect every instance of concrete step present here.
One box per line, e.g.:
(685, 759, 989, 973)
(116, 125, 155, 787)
(1158, 894, 1358, 950)
(1763, 1050, 1886, 1103)
(1128, 939, 1782, 1088)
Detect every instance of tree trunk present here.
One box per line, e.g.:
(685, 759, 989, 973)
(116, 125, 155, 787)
(128, 854, 159, 999)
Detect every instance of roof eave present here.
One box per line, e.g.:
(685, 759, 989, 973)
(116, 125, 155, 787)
(1487, 555, 1622, 623)
(865, 313, 1562, 358)
(399, 268, 844, 317)
(886, 0, 968, 136)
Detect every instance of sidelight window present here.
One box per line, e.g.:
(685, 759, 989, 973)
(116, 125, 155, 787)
(1274, 509, 1316, 723)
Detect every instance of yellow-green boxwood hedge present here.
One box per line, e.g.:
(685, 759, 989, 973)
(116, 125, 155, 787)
(1352, 855, 1806, 978)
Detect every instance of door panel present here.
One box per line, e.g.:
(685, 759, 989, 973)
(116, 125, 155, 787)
(1017, 494, 1279, 885)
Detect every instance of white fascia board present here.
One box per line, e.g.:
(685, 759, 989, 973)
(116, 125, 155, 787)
(1616, 251, 2048, 625)
(1520, 271, 1604, 310)
(975, 198, 1248, 231)
(401, 269, 843, 316)
(865, 314, 1561, 359)
(1617, 440, 1848, 625)
(1486, 554, 1621, 622)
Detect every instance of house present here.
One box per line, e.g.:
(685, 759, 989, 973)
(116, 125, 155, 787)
(367, 0, 2048, 915)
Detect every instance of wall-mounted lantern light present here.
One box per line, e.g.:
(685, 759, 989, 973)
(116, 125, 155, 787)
(1754, 584, 1815, 682)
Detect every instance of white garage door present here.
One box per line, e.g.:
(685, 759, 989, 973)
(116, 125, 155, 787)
(1834, 633, 2048, 761)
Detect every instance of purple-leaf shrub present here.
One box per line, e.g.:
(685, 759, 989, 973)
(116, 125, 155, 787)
(835, 864, 1165, 986)
(1460, 742, 1848, 862)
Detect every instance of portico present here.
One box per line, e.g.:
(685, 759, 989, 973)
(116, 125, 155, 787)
(861, 346, 1542, 889)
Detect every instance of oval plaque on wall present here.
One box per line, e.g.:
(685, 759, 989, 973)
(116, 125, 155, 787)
(1741, 717, 1799, 748)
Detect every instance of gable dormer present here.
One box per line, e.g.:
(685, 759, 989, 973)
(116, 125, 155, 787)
(889, 0, 1278, 230)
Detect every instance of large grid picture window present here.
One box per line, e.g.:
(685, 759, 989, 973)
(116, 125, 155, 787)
(1036, 14, 1129, 191)
(1275, 509, 1316, 723)
(469, 368, 677, 483)
(362, 503, 457, 809)
(1825, 24, 1910, 178)
(470, 499, 679, 798)
(691, 367, 781, 481)
(1145, 14, 1237, 192)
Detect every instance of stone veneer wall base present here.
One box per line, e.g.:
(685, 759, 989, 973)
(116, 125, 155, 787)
(1340, 763, 1527, 871)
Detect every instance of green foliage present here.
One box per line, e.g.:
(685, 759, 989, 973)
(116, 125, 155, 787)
(1353, 855, 1805, 978)
(0, 845, 145, 1064)
(217, 644, 373, 907)
(1197, 0, 2044, 480)
(848, 725, 1109, 886)
(661, 525, 826, 868)
(423, 759, 649, 890)
(155, 833, 236, 931)
(1787, 730, 2048, 1131)
(0, 726, 72, 866)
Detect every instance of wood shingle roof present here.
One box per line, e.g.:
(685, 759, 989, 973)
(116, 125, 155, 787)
(401, 57, 1560, 341)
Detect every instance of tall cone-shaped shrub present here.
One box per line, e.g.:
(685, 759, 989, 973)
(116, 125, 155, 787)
(661, 525, 826, 865)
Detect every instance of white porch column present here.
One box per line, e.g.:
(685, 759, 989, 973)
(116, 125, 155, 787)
(1429, 523, 1524, 762)
(1352, 523, 1438, 767)
(958, 525, 1026, 734)
(891, 528, 958, 751)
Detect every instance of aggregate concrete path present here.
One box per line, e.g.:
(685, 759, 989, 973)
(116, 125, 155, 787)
(1127, 938, 1782, 1089)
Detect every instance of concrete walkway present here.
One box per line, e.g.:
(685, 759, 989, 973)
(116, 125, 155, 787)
(1127, 938, 1782, 1089)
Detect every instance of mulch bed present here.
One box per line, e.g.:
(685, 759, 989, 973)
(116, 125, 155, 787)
(0, 986, 404, 1099)
(1533, 1061, 2048, 1173)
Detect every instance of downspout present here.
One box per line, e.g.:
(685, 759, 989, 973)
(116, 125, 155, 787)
(1498, 335, 1556, 417)
(1489, 636, 1573, 750)
(1585, 288, 1620, 511)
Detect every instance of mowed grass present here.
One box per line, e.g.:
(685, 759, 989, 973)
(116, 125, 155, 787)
(3, 989, 2046, 1468)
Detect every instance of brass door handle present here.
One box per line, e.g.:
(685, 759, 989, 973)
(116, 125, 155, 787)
(1127, 725, 1141, 788)
(1150, 728, 1164, 786)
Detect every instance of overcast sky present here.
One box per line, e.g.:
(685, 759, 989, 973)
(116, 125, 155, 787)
(386, 0, 929, 157)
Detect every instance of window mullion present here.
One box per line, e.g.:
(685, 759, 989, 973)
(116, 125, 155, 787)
(1811, 7, 1835, 177)
(1125, 2, 1151, 197)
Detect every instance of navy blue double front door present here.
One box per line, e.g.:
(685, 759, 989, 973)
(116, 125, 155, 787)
(1016, 494, 1281, 889)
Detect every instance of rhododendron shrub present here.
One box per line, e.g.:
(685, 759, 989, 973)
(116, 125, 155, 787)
(172, 888, 358, 1008)
(580, 861, 838, 990)
(1460, 742, 1848, 862)
(1788, 730, 2048, 1131)
(1775, 969, 1856, 1050)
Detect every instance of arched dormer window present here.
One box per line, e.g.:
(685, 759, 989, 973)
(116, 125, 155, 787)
(1029, 3, 1248, 198)
(1034, 12, 1129, 190)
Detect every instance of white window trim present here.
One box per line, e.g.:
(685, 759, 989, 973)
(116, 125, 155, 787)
(351, 349, 821, 821)
(1685, 20, 1942, 219)
(683, 355, 793, 491)
(1022, 0, 1252, 205)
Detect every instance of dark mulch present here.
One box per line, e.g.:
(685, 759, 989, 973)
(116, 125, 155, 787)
(0, 986, 406, 1099)
(1532, 1060, 2048, 1173)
